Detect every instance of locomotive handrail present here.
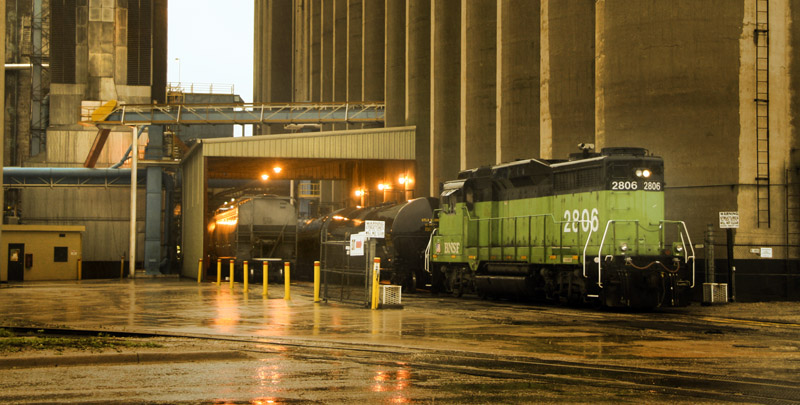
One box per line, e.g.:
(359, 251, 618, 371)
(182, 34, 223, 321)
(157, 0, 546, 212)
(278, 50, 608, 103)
(593, 220, 616, 288)
(424, 228, 438, 275)
(590, 219, 638, 288)
(660, 220, 696, 288)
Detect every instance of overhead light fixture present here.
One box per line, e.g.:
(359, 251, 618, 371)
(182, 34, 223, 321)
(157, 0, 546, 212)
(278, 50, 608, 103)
(261, 174, 270, 181)
(273, 166, 282, 174)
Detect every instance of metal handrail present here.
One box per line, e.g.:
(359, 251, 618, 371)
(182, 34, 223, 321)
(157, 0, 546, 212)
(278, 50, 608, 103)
(661, 220, 696, 288)
(423, 228, 438, 275)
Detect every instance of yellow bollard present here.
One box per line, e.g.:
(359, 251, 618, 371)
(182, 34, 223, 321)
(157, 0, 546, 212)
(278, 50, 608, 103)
(262, 261, 269, 297)
(229, 260, 235, 289)
(371, 257, 380, 310)
(197, 258, 203, 283)
(284, 261, 291, 300)
(313, 261, 321, 303)
(243, 261, 249, 292)
(216, 259, 222, 285)
(77, 258, 82, 280)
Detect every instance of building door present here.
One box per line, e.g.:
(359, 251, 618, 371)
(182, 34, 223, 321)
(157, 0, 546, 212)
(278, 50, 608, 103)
(8, 244, 24, 281)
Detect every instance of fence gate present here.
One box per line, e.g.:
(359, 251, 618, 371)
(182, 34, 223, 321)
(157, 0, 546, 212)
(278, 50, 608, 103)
(320, 229, 376, 307)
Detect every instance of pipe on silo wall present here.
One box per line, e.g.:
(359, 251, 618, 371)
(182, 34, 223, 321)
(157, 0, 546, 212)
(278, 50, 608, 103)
(595, 0, 742, 245)
(460, 0, 496, 169)
(334, 0, 348, 103)
(362, 1, 385, 103)
(431, 0, 461, 194)
(310, 0, 322, 102)
(789, 1, 800, 260)
(406, 0, 431, 197)
(293, 0, 310, 103)
(540, 0, 595, 160)
(347, 0, 363, 106)
(321, 0, 334, 130)
(255, 0, 293, 134)
(497, 0, 540, 162)
(385, 0, 406, 127)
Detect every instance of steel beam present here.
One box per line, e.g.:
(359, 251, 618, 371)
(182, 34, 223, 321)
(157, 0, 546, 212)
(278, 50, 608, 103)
(90, 102, 385, 126)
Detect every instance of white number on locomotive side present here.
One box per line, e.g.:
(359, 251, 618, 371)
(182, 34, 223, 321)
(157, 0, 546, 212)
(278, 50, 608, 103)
(643, 181, 662, 190)
(611, 181, 638, 190)
(563, 208, 599, 233)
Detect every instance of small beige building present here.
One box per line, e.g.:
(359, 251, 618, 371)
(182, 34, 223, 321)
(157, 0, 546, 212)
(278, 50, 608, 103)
(1, 225, 85, 282)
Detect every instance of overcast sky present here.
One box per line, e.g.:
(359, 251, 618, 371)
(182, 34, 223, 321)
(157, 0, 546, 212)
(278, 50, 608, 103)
(167, 0, 254, 107)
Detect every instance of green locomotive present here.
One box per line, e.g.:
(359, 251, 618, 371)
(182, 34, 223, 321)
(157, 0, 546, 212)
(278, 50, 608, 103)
(428, 147, 695, 308)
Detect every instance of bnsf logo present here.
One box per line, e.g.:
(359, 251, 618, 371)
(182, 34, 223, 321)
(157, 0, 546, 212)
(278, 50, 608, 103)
(444, 242, 461, 254)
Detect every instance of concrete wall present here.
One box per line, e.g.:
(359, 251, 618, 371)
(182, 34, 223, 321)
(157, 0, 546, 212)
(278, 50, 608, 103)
(262, 1, 800, 295)
(430, 0, 460, 194)
(540, 0, 595, 160)
(405, 0, 431, 197)
(460, 0, 496, 169)
(595, 0, 743, 246)
(1, 225, 84, 281)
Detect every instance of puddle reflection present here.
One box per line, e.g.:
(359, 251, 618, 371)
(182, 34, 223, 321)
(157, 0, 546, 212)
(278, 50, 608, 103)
(370, 365, 412, 403)
(211, 288, 240, 333)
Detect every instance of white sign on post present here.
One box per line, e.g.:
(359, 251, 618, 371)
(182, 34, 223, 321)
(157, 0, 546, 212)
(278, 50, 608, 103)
(349, 233, 367, 256)
(365, 220, 385, 238)
(719, 211, 739, 229)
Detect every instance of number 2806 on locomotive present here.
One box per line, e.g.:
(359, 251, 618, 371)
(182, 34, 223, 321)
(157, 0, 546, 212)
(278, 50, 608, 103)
(428, 147, 695, 309)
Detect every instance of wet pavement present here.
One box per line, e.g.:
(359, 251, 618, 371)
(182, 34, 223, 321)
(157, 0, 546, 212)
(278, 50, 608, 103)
(1, 278, 800, 403)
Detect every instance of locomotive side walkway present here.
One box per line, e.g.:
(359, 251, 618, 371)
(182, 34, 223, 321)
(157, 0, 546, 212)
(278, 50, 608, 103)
(1, 279, 799, 402)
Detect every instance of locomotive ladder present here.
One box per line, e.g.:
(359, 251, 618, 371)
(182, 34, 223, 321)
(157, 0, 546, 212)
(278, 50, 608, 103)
(755, 0, 771, 227)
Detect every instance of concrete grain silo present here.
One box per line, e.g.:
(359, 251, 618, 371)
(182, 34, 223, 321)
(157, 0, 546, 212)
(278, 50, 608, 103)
(594, 0, 800, 298)
(255, 0, 800, 299)
(540, 0, 595, 160)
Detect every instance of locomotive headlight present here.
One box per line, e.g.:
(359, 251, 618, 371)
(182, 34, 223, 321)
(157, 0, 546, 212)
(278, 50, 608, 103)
(635, 169, 643, 177)
(642, 169, 652, 178)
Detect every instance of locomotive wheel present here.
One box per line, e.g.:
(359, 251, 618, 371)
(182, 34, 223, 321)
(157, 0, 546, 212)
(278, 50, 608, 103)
(449, 267, 464, 298)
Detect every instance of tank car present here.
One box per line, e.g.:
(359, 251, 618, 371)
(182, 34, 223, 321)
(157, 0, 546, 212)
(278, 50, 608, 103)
(429, 147, 695, 308)
(209, 194, 297, 282)
(297, 197, 439, 290)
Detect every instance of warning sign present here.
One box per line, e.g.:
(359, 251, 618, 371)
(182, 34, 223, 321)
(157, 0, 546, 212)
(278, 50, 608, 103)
(365, 220, 385, 238)
(719, 211, 739, 229)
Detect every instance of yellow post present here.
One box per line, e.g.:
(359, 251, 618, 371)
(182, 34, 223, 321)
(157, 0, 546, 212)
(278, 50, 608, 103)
(284, 261, 291, 300)
(262, 261, 268, 297)
(216, 259, 221, 285)
(197, 258, 203, 283)
(371, 257, 380, 310)
(120, 255, 124, 279)
(243, 261, 249, 292)
(77, 258, 82, 280)
(229, 260, 235, 289)
(313, 261, 321, 303)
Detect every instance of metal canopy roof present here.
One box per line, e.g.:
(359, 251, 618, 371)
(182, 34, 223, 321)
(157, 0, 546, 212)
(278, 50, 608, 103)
(197, 126, 415, 160)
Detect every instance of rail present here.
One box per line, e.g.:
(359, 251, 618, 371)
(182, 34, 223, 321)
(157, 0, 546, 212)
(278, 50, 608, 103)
(167, 82, 235, 95)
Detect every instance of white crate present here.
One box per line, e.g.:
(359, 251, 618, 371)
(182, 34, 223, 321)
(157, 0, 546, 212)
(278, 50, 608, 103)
(703, 283, 728, 304)
(380, 285, 402, 305)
